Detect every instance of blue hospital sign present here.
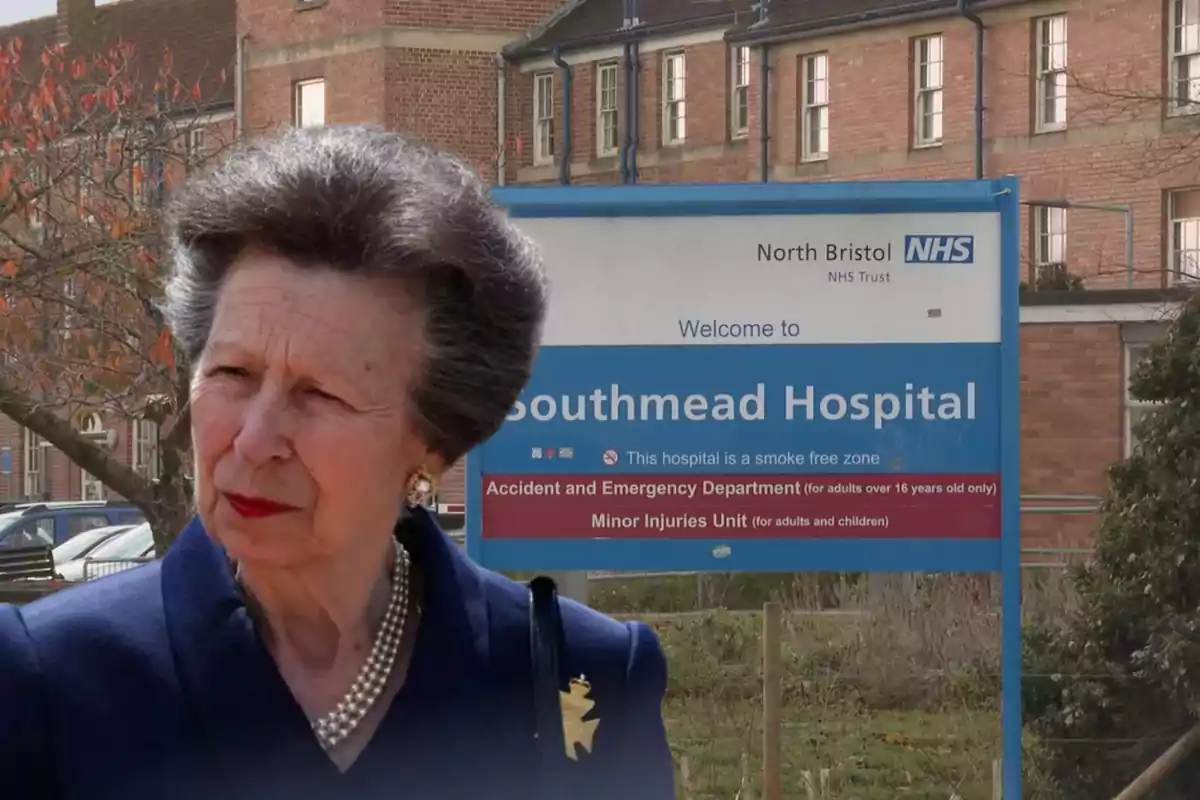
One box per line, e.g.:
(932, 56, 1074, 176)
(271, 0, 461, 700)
(469, 180, 1022, 798)
(469, 182, 1019, 575)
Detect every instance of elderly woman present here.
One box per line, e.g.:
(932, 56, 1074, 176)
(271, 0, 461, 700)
(0, 127, 674, 799)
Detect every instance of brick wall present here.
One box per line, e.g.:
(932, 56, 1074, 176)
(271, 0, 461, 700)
(227, 0, 1184, 549)
(383, 0, 563, 29)
(0, 412, 141, 503)
(245, 50, 387, 132)
(1019, 321, 1124, 549)
(500, 0, 1188, 550)
(239, 0, 566, 509)
(0, 114, 232, 506)
(509, 0, 1198, 290)
(385, 49, 501, 181)
(238, 0, 385, 51)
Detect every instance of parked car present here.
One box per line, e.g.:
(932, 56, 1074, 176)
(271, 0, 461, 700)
(50, 524, 134, 566)
(0, 501, 145, 550)
(57, 522, 155, 582)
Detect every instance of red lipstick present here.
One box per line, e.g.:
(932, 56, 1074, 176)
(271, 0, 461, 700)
(223, 493, 297, 519)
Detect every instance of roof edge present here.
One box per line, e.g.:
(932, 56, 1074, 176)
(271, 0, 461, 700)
(506, 10, 747, 60)
(727, 0, 1024, 45)
(1020, 287, 1195, 307)
(503, 0, 592, 59)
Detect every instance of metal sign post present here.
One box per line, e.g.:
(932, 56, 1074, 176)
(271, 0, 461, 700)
(468, 180, 1022, 797)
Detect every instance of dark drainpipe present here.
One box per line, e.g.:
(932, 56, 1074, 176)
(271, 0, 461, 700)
(757, 0, 771, 182)
(629, 38, 640, 183)
(957, 0, 984, 179)
(759, 43, 770, 182)
(619, 41, 631, 184)
(552, 47, 573, 185)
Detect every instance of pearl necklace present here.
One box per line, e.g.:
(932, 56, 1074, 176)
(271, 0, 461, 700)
(309, 539, 412, 751)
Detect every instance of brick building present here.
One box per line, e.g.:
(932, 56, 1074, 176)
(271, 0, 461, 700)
(0, 0, 235, 504)
(5, 0, 1196, 550)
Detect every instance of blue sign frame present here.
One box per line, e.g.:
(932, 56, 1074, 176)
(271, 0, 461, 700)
(469, 178, 1022, 798)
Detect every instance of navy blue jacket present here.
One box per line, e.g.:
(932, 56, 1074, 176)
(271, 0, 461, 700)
(0, 509, 674, 799)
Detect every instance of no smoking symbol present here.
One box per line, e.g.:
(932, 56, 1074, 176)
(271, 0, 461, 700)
(602, 449, 620, 466)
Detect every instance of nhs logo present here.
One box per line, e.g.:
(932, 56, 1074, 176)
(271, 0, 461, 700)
(903, 235, 975, 264)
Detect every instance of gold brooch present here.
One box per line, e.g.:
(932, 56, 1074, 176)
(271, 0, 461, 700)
(560, 675, 600, 760)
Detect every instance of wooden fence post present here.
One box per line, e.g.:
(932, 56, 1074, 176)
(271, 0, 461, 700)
(678, 754, 693, 800)
(763, 601, 783, 800)
(1114, 723, 1200, 800)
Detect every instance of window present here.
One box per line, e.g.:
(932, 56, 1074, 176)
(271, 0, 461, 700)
(79, 412, 105, 501)
(1033, 205, 1067, 276)
(730, 46, 750, 139)
(1172, 0, 1200, 112)
(801, 53, 830, 161)
(662, 51, 687, 145)
(77, 171, 96, 225)
(62, 274, 77, 336)
(27, 161, 47, 230)
(533, 73, 555, 166)
(81, 471, 105, 501)
(0, 517, 52, 548)
(66, 514, 110, 538)
(23, 429, 44, 499)
(129, 149, 157, 209)
(131, 418, 161, 481)
(1035, 16, 1067, 131)
(1125, 343, 1158, 456)
(186, 128, 206, 171)
(295, 78, 325, 128)
(1168, 188, 1200, 281)
(913, 35, 944, 146)
(596, 62, 619, 158)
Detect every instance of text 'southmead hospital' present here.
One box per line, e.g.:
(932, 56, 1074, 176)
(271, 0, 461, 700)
(506, 382, 976, 430)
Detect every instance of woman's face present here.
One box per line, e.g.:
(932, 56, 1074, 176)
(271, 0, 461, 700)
(190, 249, 429, 569)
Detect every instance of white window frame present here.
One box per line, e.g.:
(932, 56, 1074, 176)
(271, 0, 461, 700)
(295, 78, 326, 128)
(81, 471, 105, 501)
(801, 53, 830, 161)
(730, 46, 750, 139)
(23, 429, 44, 499)
(77, 170, 97, 226)
(79, 412, 105, 501)
(1168, 188, 1200, 282)
(1171, 0, 1200, 113)
(131, 418, 161, 482)
(61, 274, 77, 337)
(186, 127, 206, 171)
(130, 151, 153, 209)
(596, 62, 620, 158)
(1035, 15, 1067, 131)
(662, 51, 687, 145)
(27, 161, 47, 231)
(533, 72, 556, 166)
(913, 35, 944, 147)
(1033, 205, 1067, 275)
(1125, 343, 1158, 457)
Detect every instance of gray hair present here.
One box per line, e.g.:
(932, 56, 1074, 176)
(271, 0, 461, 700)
(163, 125, 546, 464)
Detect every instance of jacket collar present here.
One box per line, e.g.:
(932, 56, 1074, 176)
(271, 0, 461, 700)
(159, 507, 492, 770)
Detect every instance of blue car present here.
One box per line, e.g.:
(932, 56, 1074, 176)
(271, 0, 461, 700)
(0, 501, 145, 549)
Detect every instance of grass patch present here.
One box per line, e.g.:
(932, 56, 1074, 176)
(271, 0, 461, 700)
(603, 573, 1070, 799)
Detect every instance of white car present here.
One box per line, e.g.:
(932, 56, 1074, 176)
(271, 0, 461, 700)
(57, 522, 155, 582)
(51, 524, 133, 566)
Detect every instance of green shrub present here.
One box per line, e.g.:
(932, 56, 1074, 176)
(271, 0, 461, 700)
(1025, 293, 1200, 798)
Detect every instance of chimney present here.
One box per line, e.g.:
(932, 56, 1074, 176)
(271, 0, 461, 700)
(56, 0, 96, 47)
